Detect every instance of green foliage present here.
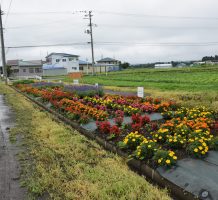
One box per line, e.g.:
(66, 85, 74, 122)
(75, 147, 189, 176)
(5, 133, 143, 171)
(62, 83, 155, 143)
(208, 136, 218, 151)
(13, 80, 35, 85)
(186, 140, 209, 158)
(134, 139, 158, 160)
(153, 150, 177, 167)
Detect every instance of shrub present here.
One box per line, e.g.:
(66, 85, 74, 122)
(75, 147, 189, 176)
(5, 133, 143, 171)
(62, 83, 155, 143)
(134, 139, 158, 160)
(78, 114, 90, 124)
(110, 125, 121, 136)
(153, 150, 177, 167)
(13, 80, 35, 85)
(186, 139, 209, 158)
(166, 134, 186, 149)
(208, 136, 218, 151)
(96, 121, 111, 134)
(122, 131, 145, 150)
(152, 128, 171, 143)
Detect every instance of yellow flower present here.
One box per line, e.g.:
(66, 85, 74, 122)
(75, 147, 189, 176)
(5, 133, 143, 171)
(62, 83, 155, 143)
(166, 159, 171, 164)
(169, 139, 172, 142)
(124, 139, 128, 144)
(158, 159, 162, 163)
(148, 145, 151, 148)
(158, 136, 162, 139)
(201, 151, 205, 155)
(202, 142, 207, 147)
(198, 146, 203, 150)
(132, 139, 136, 142)
(169, 152, 174, 157)
(194, 148, 198, 153)
(173, 156, 177, 160)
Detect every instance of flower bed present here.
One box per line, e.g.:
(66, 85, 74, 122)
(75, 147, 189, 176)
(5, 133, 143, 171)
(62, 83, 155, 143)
(14, 82, 218, 168)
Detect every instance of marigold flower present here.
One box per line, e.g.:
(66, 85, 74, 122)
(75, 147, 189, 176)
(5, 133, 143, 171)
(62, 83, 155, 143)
(166, 159, 171, 164)
(194, 148, 198, 152)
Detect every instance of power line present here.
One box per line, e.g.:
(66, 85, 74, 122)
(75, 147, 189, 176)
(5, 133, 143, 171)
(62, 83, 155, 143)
(6, 21, 218, 30)
(7, 10, 218, 20)
(5, 41, 218, 49)
(8, 10, 86, 15)
(95, 10, 218, 21)
(6, 42, 89, 49)
(94, 41, 218, 47)
(4, 0, 13, 26)
(6, 19, 80, 29)
(98, 24, 218, 30)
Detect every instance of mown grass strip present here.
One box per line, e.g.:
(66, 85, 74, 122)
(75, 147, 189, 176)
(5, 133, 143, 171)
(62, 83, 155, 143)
(0, 82, 170, 200)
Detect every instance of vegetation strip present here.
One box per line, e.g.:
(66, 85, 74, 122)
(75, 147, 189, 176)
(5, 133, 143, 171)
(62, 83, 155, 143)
(11, 85, 200, 200)
(0, 83, 170, 200)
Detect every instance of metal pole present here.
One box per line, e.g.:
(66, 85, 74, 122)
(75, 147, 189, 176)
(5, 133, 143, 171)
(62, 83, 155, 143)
(0, 6, 7, 84)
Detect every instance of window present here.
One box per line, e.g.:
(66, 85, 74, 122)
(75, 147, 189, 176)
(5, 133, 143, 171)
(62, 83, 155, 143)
(79, 66, 83, 70)
(56, 59, 60, 62)
(29, 68, 34, 73)
(72, 67, 77, 70)
(23, 69, 26, 73)
(35, 68, 42, 73)
(14, 69, 19, 73)
(62, 59, 67, 62)
(69, 58, 74, 61)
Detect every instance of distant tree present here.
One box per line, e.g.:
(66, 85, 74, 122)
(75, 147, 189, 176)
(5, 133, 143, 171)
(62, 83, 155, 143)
(119, 62, 130, 69)
(202, 55, 217, 61)
(171, 61, 179, 67)
(6, 66, 12, 77)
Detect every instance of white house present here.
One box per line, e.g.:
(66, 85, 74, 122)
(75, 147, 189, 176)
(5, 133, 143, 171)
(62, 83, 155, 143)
(44, 53, 79, 74)
(154, 63, 173, 69)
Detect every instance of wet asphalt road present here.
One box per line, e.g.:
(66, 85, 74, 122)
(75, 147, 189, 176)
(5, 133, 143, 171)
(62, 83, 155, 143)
(0, 95, 26, 200)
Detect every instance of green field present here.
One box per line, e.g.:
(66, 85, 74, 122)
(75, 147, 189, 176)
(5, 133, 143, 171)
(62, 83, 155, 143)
(79, 65, 218, 92)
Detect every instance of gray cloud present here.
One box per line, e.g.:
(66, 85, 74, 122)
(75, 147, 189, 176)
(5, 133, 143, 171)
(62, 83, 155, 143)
(1, 0, 218, 64)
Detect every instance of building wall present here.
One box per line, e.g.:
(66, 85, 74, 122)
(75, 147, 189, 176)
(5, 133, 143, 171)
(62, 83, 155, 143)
(48, 55, 79, 73)
(43, 68, 67, 76)
(19, 66, 43, 76)
(10, 66, 42, 77)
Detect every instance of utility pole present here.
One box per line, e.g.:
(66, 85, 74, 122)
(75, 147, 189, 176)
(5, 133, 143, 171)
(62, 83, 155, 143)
(0, 5, 7, 84)
(84, 11, 96, 75)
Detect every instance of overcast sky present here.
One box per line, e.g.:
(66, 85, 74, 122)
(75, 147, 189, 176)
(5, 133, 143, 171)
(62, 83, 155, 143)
(1, 0, 218, 64)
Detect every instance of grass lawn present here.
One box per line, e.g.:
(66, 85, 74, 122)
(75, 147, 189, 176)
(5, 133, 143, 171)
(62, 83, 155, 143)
(0, 82, 170, 200)
(80, 65, 218, 92)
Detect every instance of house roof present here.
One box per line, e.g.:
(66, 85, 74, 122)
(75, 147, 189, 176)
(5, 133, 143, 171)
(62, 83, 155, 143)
(19, 60, 43, 66)
(97, 57, 119, 63)
(46, 53, 79, 58)
(7, 59, 20, 66)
